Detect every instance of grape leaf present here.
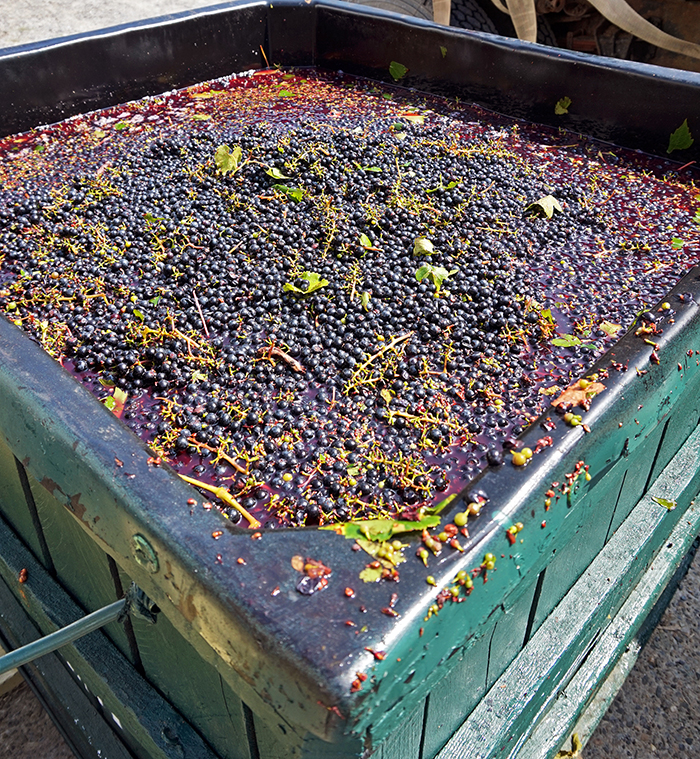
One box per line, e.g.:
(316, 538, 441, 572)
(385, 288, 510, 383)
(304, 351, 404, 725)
(401, 112, 425, 124)
(599, 321, 622, 337)
(113, 388, 128, 418)
(440, 45, 447, 58)
(671, 237, 685, 250)
(555, 96, 571, 115)
(354, 162, 382, 172)
(215, 144, 242, 175)
(359, 233, 373, 248)
(272, 184, 303, 202)
(668, 119, 694, 154)
(413, 236, 435, 256)
(278, 89, 294, 97)
(283, 271, 329, 295)
(551, 380, 606, 410)
(551, 334, 581, 348)
(355, 538, 407, 567)
(265, 166, 292, 180)
(389, 61, 408, 81)
(320, 515, 440, 542)
(192, 113, 211, 121)
(359, 565, 384, 583)
(526, 195, 563, 219)
(361, 291, 371, 311)
(415, 263, 458, 297)
(114, 121, 129, 131)
(651, 496, 676, 511)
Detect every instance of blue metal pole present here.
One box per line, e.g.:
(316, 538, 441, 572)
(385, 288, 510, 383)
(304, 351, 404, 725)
(0, 598, 126, 676)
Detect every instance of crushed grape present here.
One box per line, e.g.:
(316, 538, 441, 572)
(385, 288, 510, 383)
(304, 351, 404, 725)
(0, 69, 698, 527)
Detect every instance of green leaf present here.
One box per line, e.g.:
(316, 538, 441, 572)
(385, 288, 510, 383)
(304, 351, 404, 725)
(320, 515, 440, 542)
(103, 396, 116, 410)
(133, 309, 145, 321)
(361, 291, 371, 311)
(693, 209, 700, 225)
(278, 89, 294, 97)
(355, 538, 406, 567)
(599, 320, 622, 337)
(33, 144, 46, 154)
(668, 119, 694, 154)
(671, 237, 685, 250)
(389, 61, 408, 81)
(114, 388, 128, 406)
(380, 388, 393, 404)
(215, 144, 242, 175)
(99, 376, 116, 387)
(191, 369, 208, 383)
(144, 212, 164, 224)
(652, 496, 676, 511)
(555, 96, 572, 115)
(551, 334, 581, 348)
(413, 236, 435, 256)
(526, 195, 564, 219)
(541, 308, 555, 324)
(359, 233, 373, 248)
(440, 45, 447, 58)
(283, 271, 329, 296)
(359, 565, 384, 583)
(272, 184, 304, 202)
(354, 162, 382, 173)
(192, 113, 211, 121)
(265, 166, 292, 180)
(114, 121, 129, 131)
(415, 263, 458, 297)
(93, 129, 107, 139)
(149, 295, 161, 306)
(427, 493, 458, 514)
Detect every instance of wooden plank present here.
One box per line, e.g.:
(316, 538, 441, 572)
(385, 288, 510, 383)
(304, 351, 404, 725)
(0, 575, 134, 759)
(375, 702, 425, 759)
(130, 602, 253, 759)
(0, 514, 220, 759)
(252, 710, 366, 759)
(26, 470, 134, 665)
(486, 576, 539, 690)
(433, 423, 700, 759)
(517, 510, 700, 759)
(646, 359, 700, 486)
(0, 435, 43, 563)
(421, 627, 492, 759)
(527, 463, 626, 639)
(605, 418, 666, 539)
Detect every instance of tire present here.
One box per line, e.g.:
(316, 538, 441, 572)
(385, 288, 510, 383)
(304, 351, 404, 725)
(346, 0, 433, 21)
(351, 0, 558, 47)
(451, 0, 558, 45)
(450, 0, 499, 33)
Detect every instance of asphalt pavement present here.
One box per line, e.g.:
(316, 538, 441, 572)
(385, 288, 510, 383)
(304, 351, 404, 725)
(0, 1, 699, 757)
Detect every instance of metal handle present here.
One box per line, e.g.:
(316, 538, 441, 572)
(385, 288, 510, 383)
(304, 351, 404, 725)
(0, 583, 157, 676)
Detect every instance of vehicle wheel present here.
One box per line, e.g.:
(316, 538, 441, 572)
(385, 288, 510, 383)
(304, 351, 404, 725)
(347, 0, 433, 21)
(451, 0, 558, 45)
(450, 0, 499, 33)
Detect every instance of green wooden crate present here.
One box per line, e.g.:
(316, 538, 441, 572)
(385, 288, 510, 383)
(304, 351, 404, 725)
(1, 3, 700, 758)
